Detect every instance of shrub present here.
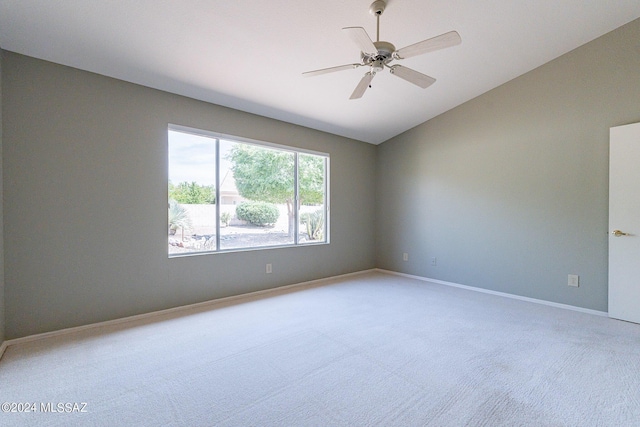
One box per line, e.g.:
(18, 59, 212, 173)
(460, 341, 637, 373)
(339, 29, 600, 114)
(220, 211, 231, 227)
(168, 199, 192, 235)
(301, 209, 324, 240)
(236, 201, 279, 226)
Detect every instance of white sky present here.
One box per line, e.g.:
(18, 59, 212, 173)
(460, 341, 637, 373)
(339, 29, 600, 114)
(168, 130, 232, 186)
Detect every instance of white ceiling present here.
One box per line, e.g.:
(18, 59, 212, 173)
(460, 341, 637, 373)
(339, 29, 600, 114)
(1, 1, 640, 144)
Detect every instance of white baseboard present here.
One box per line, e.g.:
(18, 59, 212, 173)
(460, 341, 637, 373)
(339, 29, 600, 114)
(3, 269, 377, 349)
(376, 268, 608, 317)
(0, 341, 7, 361)
(5, 267, 604, 356)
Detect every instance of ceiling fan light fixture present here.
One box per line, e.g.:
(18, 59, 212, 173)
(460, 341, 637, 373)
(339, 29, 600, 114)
(370, 60, 385, 73)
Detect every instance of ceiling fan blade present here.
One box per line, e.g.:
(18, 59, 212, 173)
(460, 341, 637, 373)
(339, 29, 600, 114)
(303, 63, 362, 77)
(389, 65, 436, 89)
(350, 72, 375, 100)
(343, 27, 378, 56)
(395, 31, 461, 59)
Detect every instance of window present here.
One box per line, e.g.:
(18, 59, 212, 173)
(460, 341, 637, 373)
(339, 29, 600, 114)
(168, 126, 329, 256)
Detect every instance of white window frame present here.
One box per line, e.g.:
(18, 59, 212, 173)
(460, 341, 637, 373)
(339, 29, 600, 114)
(168, 124, 330, 257)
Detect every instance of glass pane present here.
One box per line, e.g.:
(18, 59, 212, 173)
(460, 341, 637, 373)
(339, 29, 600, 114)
(168, 130, 217, 255)
(298, 153, 326, 244)
(220, 140, 295, 250)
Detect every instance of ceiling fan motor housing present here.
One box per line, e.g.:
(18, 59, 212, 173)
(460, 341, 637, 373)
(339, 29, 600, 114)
(362, 40, 396, 68)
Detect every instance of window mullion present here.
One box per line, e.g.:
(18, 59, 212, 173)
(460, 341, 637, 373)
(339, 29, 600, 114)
(323, 157, 329, 243)
(215, 138, 221, 251)
(294, 152, 299, 245)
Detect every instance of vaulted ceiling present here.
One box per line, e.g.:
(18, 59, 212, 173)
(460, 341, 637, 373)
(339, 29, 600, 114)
(2, 1, 640, 144)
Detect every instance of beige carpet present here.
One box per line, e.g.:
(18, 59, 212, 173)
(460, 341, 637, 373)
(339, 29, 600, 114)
(1, 271, 640, 426)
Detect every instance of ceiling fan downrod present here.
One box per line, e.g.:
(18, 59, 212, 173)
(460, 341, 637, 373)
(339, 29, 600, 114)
(369, 0, 386, 42)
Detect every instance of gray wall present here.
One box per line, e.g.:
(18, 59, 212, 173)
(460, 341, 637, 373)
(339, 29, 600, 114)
(0, 47, 4, 344)
(376, 18, 640, 312)
(2, 51, 377, 339)
(3, 20, 640, 340)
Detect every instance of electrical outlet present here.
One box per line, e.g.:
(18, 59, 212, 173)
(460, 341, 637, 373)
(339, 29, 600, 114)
(431, 257, 437, 266)
(266, 263, 272, 274)
(403, 253, 409, 261)
(568, 274, 579, 287)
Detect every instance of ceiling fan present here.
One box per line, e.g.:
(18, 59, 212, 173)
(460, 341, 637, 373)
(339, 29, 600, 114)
(303, 0, 461, 99)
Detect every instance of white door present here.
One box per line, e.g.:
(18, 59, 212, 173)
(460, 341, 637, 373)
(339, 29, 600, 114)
(609, 122, 640, 323)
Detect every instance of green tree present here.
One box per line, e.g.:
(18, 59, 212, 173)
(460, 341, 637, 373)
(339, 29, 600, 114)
(299, 154, 325, 205)
(228, 144, 324, 236)
(169, 181, 215, 204)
